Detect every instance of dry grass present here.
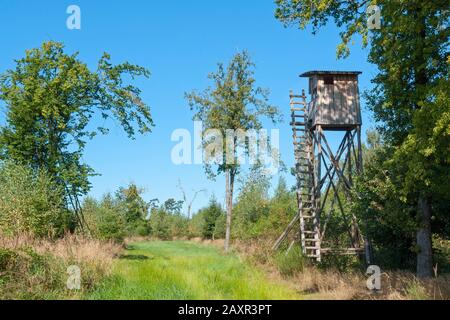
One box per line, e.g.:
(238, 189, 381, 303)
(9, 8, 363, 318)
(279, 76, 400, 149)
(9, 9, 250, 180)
(228, 238, 450, 300)
(289, 266, 366, 300)
(0, 233, 121, 299)
(278, 267, 449, 300)
(0, 233, 121, 268)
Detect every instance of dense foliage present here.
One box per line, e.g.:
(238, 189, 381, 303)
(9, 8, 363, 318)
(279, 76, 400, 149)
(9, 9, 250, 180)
(0, 161, 72, 238)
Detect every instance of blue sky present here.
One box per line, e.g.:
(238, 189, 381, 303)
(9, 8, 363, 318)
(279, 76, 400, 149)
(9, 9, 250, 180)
(0, 0, 378, 213)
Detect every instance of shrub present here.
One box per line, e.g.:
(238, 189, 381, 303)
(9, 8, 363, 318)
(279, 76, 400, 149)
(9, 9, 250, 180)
(197, 198, 224, 240)
(82, 197, 126, 243)
(213, 213, 227, 239)
(0, 161, 69, 238)
(275, 244, 305, 277)
(405, 280, 430, 300)
(149, 208, 171, 240)
(95, 207, 126, 243)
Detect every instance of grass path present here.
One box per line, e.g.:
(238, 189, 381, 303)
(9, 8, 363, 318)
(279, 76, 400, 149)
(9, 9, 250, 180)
(86, 241, 302, 300)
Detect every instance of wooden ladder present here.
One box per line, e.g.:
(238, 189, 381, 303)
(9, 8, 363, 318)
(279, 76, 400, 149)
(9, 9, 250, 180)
(289, 91, 321, 262)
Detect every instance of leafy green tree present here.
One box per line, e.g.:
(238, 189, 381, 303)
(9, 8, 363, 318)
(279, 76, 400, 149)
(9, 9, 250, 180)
(0, 41, 153, 226)
(200, 197, 225, 240)
(162, 198, 184, 214)
(186, 51, 280, 252)
(275, 0, 449, 278)
(116, 183, 149, 225)
(351, 132, 418, 269)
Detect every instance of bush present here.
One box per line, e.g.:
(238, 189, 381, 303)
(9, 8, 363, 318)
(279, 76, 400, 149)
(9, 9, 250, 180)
(275, 244, 305, 277)
(83, 185, 153, 240)
(197, 198, 225, 240)
(0, 161, 69, 237)
(83, 196, 126, 243)
(134, 221, 151, 237)
(213, 214, 226, 239)
(95, 207, 126, 243)
(149, 208, 171, 240)
(231, 176, 297, 240)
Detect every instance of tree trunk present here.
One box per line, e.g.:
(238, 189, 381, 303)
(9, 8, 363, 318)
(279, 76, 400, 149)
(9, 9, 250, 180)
(416, 195, 433, 278)
(411, 10, 432, 279)
(224, 169, 235, 253)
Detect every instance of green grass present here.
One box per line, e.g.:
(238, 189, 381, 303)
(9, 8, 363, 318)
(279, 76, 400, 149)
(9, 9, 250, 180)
(86, 241, 302, 300)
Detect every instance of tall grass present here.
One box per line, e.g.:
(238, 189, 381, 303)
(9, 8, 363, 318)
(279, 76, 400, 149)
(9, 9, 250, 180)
(0, 233, 121, 299)
(87, 241, 301, 300)
(230, 238, 450, 300)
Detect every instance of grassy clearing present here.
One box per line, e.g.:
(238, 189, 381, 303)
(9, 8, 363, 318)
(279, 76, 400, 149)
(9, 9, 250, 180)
(87, 241, 302, 300)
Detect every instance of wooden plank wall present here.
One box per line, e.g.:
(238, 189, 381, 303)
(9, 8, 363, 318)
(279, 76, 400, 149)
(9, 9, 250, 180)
(311, 75, 361, 127)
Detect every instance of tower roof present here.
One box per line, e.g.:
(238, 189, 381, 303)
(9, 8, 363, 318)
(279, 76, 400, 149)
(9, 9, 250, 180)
(299, 71, 362, 77)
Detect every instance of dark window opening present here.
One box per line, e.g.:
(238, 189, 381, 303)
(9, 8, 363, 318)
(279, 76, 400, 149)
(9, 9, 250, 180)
(324, 76, 334, 85)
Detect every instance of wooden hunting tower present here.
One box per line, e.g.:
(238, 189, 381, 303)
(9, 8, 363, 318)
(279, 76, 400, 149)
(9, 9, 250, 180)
(304, 71, 362, 129)
(274, 71, 372, 263)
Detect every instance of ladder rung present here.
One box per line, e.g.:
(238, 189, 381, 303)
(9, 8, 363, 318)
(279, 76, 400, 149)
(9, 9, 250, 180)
(305, 246, 320, 250)
(291, 108, 306, 111)
(290, 94, 305, 99)
(290, 122, 306, 126)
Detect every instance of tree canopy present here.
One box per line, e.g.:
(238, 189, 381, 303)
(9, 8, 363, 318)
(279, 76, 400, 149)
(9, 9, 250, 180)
(0, 41, 154, 201)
